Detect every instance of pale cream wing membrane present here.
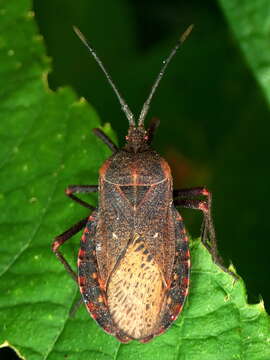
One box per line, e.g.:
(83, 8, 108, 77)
(107, 235, 166, 339)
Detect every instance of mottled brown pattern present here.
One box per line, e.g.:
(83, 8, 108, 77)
(107, 235, 165, 339)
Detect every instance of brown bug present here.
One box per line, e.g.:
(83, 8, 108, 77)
(52, 25, 220, 343)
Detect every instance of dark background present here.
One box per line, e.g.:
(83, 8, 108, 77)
(32, 0, 270, 311)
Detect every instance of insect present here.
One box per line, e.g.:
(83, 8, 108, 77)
(52, 25, 220, 343)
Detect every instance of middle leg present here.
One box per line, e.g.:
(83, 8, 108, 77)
(174, 187, 237, 278)
(52, 216, 89, 282)
(173, 187, 220, 266)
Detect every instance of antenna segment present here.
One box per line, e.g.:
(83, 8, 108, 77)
(138, 24, 194, 127)
(73, 26, 135, 127)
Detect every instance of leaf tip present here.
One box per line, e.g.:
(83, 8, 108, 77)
(42, 70, 52, 93)
(257, 297, 266, 312)
(228, 262, 237, 275)
(25, 10, 35, 19)
(79, 96, 87, 103)
(73, 97, 87, 107)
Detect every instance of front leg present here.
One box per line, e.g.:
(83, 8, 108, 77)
(93, 128, 118, 152)
(65, 185, 98, 210)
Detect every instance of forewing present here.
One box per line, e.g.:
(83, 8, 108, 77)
(135, 180, 176, 285)
(95, 180, 133, 285)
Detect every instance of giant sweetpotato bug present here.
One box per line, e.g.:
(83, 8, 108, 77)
(52, 25, 221, 343)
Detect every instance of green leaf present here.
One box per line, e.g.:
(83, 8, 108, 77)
(0, 1, 270, 359)
(218, 0, 270, 103)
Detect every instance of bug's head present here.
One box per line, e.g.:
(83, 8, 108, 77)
(124, 126, 149, 153)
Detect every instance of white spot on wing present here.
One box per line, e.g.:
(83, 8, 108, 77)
(96, 243, 102, 251)
(153, 233, 158, 238)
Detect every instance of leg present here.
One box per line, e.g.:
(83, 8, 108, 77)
(173, 187, 215, 254)
(52, 216, 89, 282)
(173, 198, 217, 257)
(66, 185, 98, 210)
(173, 188, 235, 277)
(147, 117, 160, 144)
(173, 186, 208, 198)
(70, 297, 84, 317)
(93, 128, 118, 152)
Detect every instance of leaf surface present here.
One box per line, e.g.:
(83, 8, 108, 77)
(218, 0, 270, 103)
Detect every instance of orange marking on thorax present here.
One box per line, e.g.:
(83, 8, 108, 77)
(99, 158, 111, 177)
(160, 158, 172, 180)
(132, 168, 138, 185)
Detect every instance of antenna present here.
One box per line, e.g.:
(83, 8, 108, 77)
(73, 26, 135, 127)
(138, 24, 194, 127)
